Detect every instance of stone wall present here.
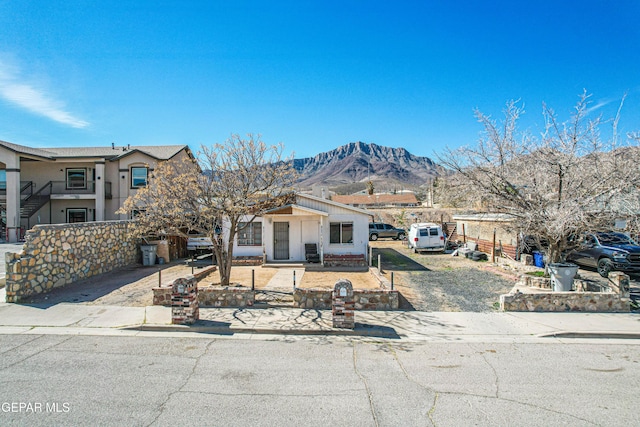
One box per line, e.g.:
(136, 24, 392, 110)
(5, 221, 138, 303)
(501, 272, 630, 312)
(500, 291, 629, 312)
(154, 286, 255, 307)
(293, 288, 399, 310)
(232, 256, 263, 266)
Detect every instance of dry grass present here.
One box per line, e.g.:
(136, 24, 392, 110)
(299, 270, 381, 290)
(198, 266, 278, 287)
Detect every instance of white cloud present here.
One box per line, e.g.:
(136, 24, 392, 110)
(586, 99, 613, 114)
(0, 58, 89, 128)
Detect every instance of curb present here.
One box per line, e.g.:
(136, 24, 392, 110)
(129, 323, 402, 338)
(538, 331, 640, 339)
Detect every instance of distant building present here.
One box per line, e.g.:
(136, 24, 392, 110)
(0, 139, 193, 242)
(331, 193, 419, 208)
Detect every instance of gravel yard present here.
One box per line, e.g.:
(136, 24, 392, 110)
(371, 241, 518, 312)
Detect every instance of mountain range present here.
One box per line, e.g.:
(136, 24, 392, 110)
(293, 141, 444, 188)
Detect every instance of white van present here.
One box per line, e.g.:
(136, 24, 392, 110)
(408, 223, 445, 253)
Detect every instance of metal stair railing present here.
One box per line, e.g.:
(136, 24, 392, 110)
(21, 181, 52, 219)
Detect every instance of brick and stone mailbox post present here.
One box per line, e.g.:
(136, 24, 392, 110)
(332, 279, 355, 329)
(608, 272, 630, 298)
(171, 276, 199, 325)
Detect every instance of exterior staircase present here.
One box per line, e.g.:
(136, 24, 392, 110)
(20, 182, 52, 220)
(0, 181, 52, 223)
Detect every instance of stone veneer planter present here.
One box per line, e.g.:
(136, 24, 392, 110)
(501, 272, 631, 312)
(5, 221, 138, 303)
(293, 288, 399, 310)
(153, 286, 255, 307)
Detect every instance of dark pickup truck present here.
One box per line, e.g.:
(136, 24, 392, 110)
(566, 232, 640, 277)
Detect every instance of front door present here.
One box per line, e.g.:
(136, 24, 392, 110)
(273, 222, 290, 260)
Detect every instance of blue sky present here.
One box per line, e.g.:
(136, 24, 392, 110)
(1, 1, 639, 159)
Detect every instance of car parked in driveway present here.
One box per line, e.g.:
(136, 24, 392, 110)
(566, 232, 640, 277)
(369, 223, 406, 241)
(407, 222, 446, 253)
(187, 235, 214, 254)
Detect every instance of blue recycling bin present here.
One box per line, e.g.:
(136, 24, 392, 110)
(533, 251, 544, 268)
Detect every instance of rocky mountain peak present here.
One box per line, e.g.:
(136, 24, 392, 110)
(293, 142, 443, 188)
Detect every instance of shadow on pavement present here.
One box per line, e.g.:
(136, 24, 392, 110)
(371, 247, 429, 272)
(17, 261, 207, 309)
(398, 292, 416, 311)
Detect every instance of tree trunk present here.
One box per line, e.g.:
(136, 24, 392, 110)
(223, 240, 235, 287)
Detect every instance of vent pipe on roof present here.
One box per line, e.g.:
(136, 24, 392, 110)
(127, 144, 130, 150)
(112, 142, 115, 149)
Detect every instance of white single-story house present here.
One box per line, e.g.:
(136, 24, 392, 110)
(233, 193, 373, 264)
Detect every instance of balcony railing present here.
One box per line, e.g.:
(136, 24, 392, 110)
(49, 181, 112, 199)
(0, 181, 112, 199)
(0, 181, 34, 197)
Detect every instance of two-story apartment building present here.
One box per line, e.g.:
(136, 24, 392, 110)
(0, 140, 194, 242)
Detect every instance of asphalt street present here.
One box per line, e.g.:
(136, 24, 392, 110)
(1, 334, 638, 426)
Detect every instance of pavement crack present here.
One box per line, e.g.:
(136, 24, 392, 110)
(437, 390, 600, 426)
(470, 344, 500, 399)
(0, 335, 73, 371)
(427, 392, 439, 427)
(147, 339, 215, 426)
(0, 334, 42, 355)
(386, 343, 438, 426)
(352, 343, 379, 427)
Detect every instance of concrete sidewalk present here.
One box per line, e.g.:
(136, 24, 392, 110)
(0, 295, 638, 341)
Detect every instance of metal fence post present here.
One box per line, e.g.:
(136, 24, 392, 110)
(378, 254, 382, 275)
(391, 272, 394, 290)
(251, 269, 255, 291)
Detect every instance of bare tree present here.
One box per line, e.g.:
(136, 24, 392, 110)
(438, 92, 640, 264)
(119, 134, 297, 286)
(366, 180, 375, 195)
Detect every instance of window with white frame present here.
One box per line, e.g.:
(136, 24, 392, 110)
(237, 222, 262, 246)
(330, 222, 353, 244)
(131, 167, 148, 188)
(66, 169, 87, 189)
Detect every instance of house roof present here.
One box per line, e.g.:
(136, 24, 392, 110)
(297, 193, 373, 216)
(0, 140, 192, 162)
(452, 213, 515, 222)
(0, 140, 56, 160)
(331, 193, 418, 206)
(45, 145, 191, 161)
(263, 204, 329, 217)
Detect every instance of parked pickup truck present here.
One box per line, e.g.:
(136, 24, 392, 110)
(187, 236, 214, 253)
(566, 232, 640, 277)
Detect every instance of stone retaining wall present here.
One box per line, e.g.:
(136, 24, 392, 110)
(502, 272, 630, 312)
(500, 292, 629, 312)
(154, 286, 255, 307)
(5, 221, 138, 303)
(293, 288, 399, 310)
(232, 256, 263, 266)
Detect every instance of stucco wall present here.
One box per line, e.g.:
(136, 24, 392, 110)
(5, 221, 138, 303)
